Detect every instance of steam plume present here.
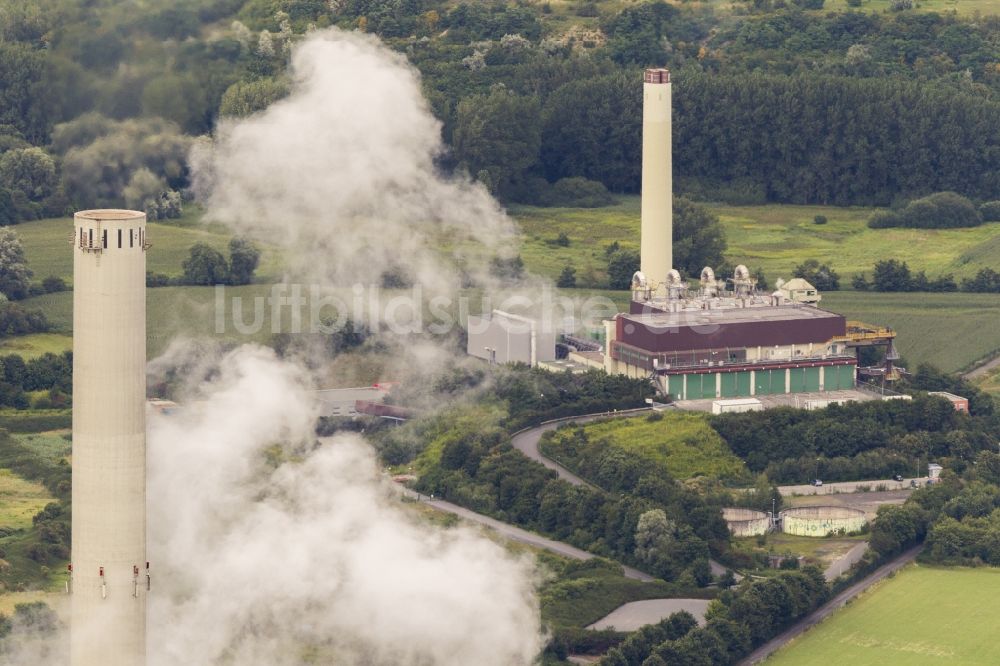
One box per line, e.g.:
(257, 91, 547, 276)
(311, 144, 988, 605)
(191, 28, 517, 294)
(147, 346, 542, 665)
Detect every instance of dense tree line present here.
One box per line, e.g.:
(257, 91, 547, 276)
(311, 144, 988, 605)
(851, 259, 1000, 294)
(0, 352, 72, 410)
(600, 568, 828, 665)
(710, 392, 998, 483)
(416, 443, 720, 584)
(7, 1, 1000, 221)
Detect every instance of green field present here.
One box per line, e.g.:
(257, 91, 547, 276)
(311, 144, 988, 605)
(513, 197, 1000, 286)
(543, 412, 748, 481)
(821, 291, 1000, 373)
(0, 469, 54, 532)
(769, 566, 1000, 665)
(12, 431, 71, 464)
(15, 207, 283, 285)
(23, 285, 279, 357)
(0, 333, 73, 358)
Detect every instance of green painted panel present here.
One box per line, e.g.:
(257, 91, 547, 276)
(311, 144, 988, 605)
(841, 365, 856, 390)
(702, 373, 718, 399)
(736, 371, 751, 396)
(805, 367, 821, 392)
(720, 372, 738, 398)
(685, 373, 700, 400)
(789, 368, 805, 393)
(754, 370, 771, 395)
(668, 374, 684, 400)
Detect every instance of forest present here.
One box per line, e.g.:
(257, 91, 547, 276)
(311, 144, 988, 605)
(4, 0, 1000, 225)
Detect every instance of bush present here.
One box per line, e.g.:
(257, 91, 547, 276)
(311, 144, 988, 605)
(813, 215, 828, 225)
(607, 249, 640, 290)
(0, 303, 48, 335)
(980, 201, 1000, 222)
(146, 272, 171, 288)
(181, 243, 229, 286)
(557, 265, 577, 288)
(890, 0, 913, 9)
(545, 177, 616, 208)
(846, 0, 862, 6)
(869, 193, 981, 229)
(40, 276, 66, 293)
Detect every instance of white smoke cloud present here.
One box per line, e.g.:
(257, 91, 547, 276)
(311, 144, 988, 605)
(191, 28, 518, 295)
(147, 346, 542, 666)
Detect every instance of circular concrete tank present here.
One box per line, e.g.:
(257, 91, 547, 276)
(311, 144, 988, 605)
(780, 506, 867, 537)
(722, 508, 770, 537)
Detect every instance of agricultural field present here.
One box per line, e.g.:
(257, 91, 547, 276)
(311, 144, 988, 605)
(512, 197, 1000, 286)
(0, 469, 55, 532)
(821, 291, 1000, 373)
(769, 566, 1000, 665)
(542, 412, 748, 481)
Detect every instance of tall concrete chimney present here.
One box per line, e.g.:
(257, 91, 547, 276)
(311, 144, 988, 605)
(640, 68, 672, 287)
(71, 209, 148, 666)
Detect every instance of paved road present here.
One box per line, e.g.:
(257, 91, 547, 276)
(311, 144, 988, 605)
(405, 491, 655, 581)
(740, 545, 922, 664)
(510, 409, 738, 578)
(510, 409, 651, 489)
(777, 478, 921, 496)
(586, 598, 712, 631)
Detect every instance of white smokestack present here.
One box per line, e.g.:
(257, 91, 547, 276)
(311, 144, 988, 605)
(71, 209, 148, 666)
(640, 68, 673, 287)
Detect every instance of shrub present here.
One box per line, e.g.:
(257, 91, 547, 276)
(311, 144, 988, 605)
(980, 201, 1000, 222)
(546, 177, 615, 208)
(813, 215, 828, 225)
(868, 192, 981, 229)
(146, 272, 171, 288)
(890, 0, 913, 9)
(40, 276, 66, 293)
(557, 265, 577, 288)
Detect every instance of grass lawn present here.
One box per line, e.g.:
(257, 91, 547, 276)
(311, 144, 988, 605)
(512, 197, 1000, 286)
(15, 205, 283, 285)
(542, 412, 748, 481)
(0, 469, 55, 532)
(769, 565, 1000, 665)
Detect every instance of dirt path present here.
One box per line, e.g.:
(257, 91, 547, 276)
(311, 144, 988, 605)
(963, 354, 1000, 380)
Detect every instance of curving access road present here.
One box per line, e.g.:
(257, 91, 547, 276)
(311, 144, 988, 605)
(510, 409, 652, 488)
(509, 408, 738, 578)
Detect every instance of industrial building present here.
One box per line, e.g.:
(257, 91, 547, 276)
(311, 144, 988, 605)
(467, 310, 557, 367)
(467, 67, 897, 405)
(929, 391, 969, 412)
(71, 209, 149, 666)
